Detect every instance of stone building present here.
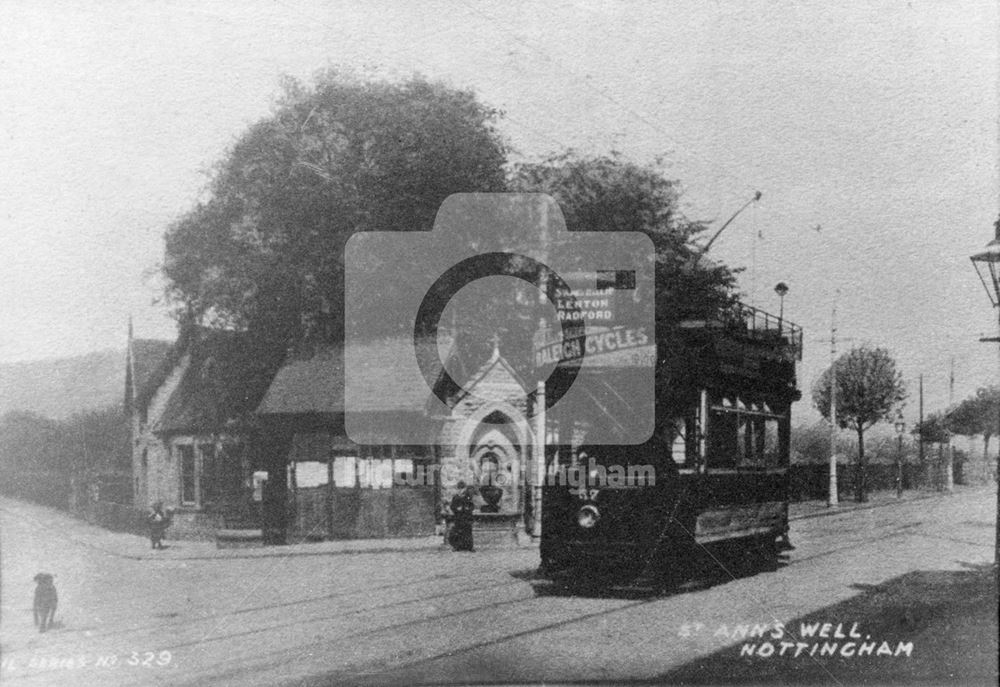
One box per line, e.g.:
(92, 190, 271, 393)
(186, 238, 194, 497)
(127, 321, 542, 542)
(125, 326, 282, 538)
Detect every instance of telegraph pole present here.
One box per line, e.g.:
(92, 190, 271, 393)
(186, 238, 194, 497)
(945, 357, 955, 491)
(918, 374, 925, 486)
(828, 298, 838, 507)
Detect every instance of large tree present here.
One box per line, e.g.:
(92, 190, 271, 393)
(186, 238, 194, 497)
(511, 151, 737, 323)
(510, 152, 740, 410)
(163, 70, 509, 346)
(812, 345, 907, 502)
(161, 71, 743, 423)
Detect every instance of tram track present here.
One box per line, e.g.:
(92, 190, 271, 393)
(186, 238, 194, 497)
(9, 564, 519, 654)
(174, 577, 633, 687)
(5, 566, 535, 685)
(320, 511, 993, 686)
(309, 511, 994, 684)
(5, 492, 991, 687)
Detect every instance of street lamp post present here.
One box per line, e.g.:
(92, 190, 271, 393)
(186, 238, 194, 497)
(774, 282, 788, 333)
(894, 410, 906, 499)
(968, 219, 1000, 568)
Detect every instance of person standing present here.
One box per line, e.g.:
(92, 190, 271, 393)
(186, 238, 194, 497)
(448, 482, 476, 552)
(146, 501, 169, 550)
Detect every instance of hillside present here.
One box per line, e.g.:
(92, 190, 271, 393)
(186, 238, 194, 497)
(0, 349, 125, 419)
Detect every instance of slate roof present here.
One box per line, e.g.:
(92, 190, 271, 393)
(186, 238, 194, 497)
(257, 337, 449, 416)
(152, 329, 283, 434)
(256, 344, 343, 415)
(125, 338, 174, 414)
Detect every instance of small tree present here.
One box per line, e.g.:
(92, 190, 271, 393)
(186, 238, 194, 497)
(914, 412, 950, 444)
(948, 386, 1000, 470)
(812, 345, 907, 502)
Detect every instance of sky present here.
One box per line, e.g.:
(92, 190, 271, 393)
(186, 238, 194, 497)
(1, 0, 997, 426)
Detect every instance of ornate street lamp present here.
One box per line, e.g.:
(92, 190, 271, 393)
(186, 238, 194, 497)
(971, 222, 1000, 309)
(968, 218, 1000, 568)
(893, 410, 906, 499)
(774, 282, 789, 332)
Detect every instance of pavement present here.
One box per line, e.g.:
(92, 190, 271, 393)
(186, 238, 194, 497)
(0, 485, 969, 563)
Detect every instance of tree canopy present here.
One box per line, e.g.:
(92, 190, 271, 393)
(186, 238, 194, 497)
(511, 152, 737, 324)
(942, 385, 1000, 463)
(947, 386, 1000, 438)
(0, 405, 130, 509)
(163, 70, 509, 346)
(161, 73, 740, 382)
(914, 411, 951, 444)
(812, 345, 907, 501)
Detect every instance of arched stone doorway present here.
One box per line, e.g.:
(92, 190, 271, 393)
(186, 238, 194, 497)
(469, 414, 522, 515)
(450, 400, 532, 528)
(441, 348, 535, 536)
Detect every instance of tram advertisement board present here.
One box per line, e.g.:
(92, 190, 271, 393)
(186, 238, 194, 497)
(534, 325, 655, 369)
(536, 269, 654, 370)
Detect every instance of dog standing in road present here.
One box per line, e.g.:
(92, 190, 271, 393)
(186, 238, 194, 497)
(32, 573, 57, 632)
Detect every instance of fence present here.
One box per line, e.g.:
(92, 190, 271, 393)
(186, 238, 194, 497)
(76, 499, 149, 537)
(0, 469, 70, 510)
(788, 449, 991, 502)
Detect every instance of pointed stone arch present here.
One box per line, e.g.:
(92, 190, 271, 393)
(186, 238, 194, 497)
(453, 400, 532, 514)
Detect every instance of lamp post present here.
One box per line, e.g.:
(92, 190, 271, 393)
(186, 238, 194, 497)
(774, 282, 788, 332)
(894, 410, 906, 499)
(968, 218, 1000, 568)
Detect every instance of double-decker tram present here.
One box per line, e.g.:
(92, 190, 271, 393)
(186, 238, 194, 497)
(539, 302, 802, 589)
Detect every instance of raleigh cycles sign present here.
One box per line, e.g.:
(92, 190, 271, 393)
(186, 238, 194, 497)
(534, 325, 655, 369)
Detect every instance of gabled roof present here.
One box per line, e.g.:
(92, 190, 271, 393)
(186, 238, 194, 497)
(125, 338, 174, 414)
(153, 328, 283, 434)
(257, 337, 449, 416)
(450, 346, 528, 407)
(256, 344, 343, 415)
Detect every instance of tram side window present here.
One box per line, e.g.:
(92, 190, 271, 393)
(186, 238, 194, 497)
(668, 416, 698, 467)
(735, 414, 780, 468)
(708, 396, 784, 469)
(763, 417, 781, 467)
(708, 409, 739, 468)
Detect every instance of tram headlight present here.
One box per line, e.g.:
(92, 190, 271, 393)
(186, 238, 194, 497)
(576, 504, 600, 529)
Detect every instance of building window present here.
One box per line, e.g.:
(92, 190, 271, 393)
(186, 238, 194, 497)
(332, 456, 357, 487)
(393, 458, 415, 482)
(198, 443, 217, 505)
(295, 461, 329, 488)
(178, 444, 197, 505)
(359, 458, 393, 489)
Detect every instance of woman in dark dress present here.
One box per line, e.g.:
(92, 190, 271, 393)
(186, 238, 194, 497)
(448, 482, 476, 552)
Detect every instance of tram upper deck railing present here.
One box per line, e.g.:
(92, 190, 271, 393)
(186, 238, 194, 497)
(680, 301, 803, 361)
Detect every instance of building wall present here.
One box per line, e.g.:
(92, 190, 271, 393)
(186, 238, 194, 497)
(284, 435, 438, 541)
(131, 352, 189, 510)
(131, 352, 258, 539)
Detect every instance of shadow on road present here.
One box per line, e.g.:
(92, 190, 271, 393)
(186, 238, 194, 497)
(654, 561, 999, 685)
(511, 549, 793, 600)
